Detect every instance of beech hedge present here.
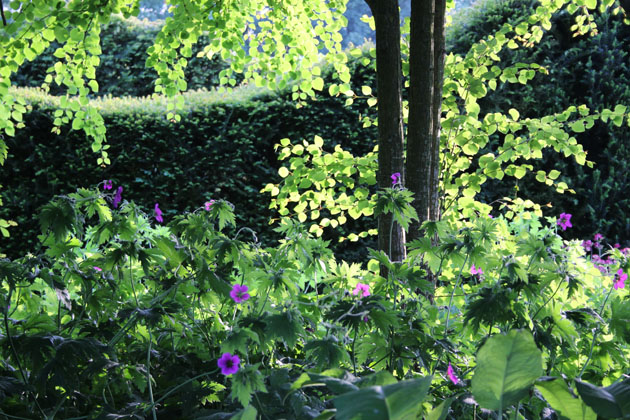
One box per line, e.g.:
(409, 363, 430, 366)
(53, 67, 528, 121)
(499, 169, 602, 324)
(1, 78, 377, 258)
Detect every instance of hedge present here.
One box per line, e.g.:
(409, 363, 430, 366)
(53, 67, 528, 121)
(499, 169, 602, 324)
(1, 59, 378, 259)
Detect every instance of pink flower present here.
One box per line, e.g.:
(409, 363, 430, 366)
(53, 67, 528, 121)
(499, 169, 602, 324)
(230, 284, 250, 303)
(352, 283, 370, 298)
(217, 352, 240, 376)
(594, 233, 604, 242)
(470, 264, 483, 276)
(93, 266, 102, 272)
(390, 172, 401, 186)
(447, 363, 459, 385)
(614, 243, 620, 248)
(154, 203, 163, 223)
(557, 213, 572, 231)
(103, 180, 113, 190)
(582, 240, 593, 252)
(113, 186, 123, 209)
(614, 269, 627, 290)
(204, 200, 215, 211)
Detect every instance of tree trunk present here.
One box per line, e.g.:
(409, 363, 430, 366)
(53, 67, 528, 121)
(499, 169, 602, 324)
(406, 0, 446, 241)
(365, 0, 406, 264)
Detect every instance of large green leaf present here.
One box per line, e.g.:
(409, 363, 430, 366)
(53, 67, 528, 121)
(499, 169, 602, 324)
(333, 376, 432, 420)
(471, 329, 542, 411)
(426, 397, 455, 420)
(575, 378, 630, 419)
(231, 404, 257, 420)
(535, 377, 596, 420)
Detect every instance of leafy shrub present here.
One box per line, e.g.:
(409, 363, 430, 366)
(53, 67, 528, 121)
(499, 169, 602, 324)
(448, 0, 630, 244)
(1, 184, 628, 419)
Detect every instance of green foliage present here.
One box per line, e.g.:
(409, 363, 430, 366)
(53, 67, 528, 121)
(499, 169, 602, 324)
(449, 0, 630, 243)
(471, 329, 543, 411)
(536, 378, 597, 420)
(13, 15, 229, 98)
(574, 378, 630, 419)
(332, 376, 432, 420)
(0, 176, 628, 418)
(0, 65, 377, 258)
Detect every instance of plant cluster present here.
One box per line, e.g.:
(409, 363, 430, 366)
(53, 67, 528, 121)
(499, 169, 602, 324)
(1, 180, 629, 419)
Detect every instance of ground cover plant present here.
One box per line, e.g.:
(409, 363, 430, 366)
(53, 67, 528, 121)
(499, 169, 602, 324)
(1, 0, 630, 419)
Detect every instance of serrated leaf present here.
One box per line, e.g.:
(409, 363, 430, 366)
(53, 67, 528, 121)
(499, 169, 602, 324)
(231, 367, 267, 407)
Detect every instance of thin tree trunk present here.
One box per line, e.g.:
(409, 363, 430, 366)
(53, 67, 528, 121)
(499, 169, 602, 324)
(407, 0, 436, 241)
(365, 0, 406, 265)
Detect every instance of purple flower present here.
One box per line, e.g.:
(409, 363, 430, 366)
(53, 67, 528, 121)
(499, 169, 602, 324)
(614, 243, 621, 249)
(113, 186, 123, 209)
(470, 264, 483, 276)
(217, 352, 240, 376)
(230, 284, 250, 303)
(205, 200, 215, 211)
(390, 172, 401, 186)
(154, 203, 163, 223)
(352, 282, 370, 298)
(103, 180, 113, 190)
(582, 240, 593, 252)
(447, 363, 459, 385)
(93, 266, 102, 272)
(594, 233, 604, 242)
(557, 213, 572, 231)
(614, 269, 627, 290)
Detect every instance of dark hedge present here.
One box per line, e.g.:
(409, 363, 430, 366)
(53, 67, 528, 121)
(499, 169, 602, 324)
(1, 59, 378, 259)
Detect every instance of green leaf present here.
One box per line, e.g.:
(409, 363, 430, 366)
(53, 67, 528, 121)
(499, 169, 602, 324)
(291, 371, 359, 395)
(264, 308, 304, 347)
(471, 329, 543, 411)
(570, 121, 585, 133)
(333, 376, 432, 420)
(312, 77, 324, 91)
(231, 405, 257, 420)
(231, 366, 267, 407)
(575, 378, 630, 419)
(536, 378, 596, 420)
(609, 297, 630, 343)
(426, 397, 456, 420)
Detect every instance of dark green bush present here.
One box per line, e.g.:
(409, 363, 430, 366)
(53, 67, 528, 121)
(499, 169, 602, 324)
(1, 57, 378, 259)
(448, 1, 630, 244)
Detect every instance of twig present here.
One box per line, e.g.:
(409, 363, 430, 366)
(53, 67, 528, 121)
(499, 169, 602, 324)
(1, 1, 7, 27)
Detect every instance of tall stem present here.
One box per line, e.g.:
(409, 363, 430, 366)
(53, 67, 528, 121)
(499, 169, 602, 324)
(578, 283, 615, 378)
(147, 328, 158, 420)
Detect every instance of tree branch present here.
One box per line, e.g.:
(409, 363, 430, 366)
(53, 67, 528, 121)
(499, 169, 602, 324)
(1, 0, 7, 26)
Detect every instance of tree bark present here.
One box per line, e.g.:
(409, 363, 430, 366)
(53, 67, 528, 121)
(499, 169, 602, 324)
(406, 0, 446, 241)
(365, 0, 406, 264)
